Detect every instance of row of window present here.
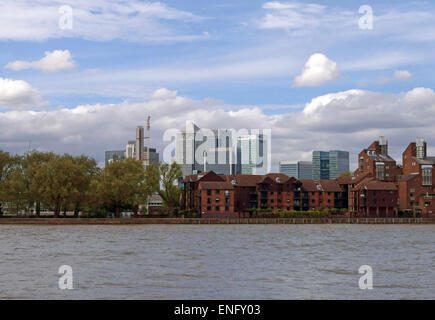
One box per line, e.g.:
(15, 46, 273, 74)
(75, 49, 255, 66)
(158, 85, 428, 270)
(206, 206, 230, 211)
(206, 190, 231, 196)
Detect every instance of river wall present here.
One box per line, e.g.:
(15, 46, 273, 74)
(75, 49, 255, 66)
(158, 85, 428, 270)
(0, 217, 434, 225)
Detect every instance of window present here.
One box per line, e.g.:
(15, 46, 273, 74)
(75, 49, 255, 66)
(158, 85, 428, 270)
(376, 163, 385, 180)
(215, 198, 220, 202)
(410, 186, 415, 192)
(422, 166, 432, 186)
(215, 206, 220, 211)
(207, 198, 211, 204)
(224, 190, 230, 197)
(225, 206, 229, 211)
(207, 206, 211, 211)
(207, 190, 211, 196)
(216, 190, 220, 194)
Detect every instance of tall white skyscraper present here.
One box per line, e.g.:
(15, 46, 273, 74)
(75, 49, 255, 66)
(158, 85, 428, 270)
(237, 133, 268, 175)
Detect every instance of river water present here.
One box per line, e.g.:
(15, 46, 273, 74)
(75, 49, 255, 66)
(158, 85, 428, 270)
(0, 225, 433, 299)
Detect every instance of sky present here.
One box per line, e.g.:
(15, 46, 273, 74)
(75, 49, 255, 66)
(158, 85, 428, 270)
(1, 0, 435, 170)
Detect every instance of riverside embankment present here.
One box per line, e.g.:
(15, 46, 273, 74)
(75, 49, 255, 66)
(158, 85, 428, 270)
(0, 217, 434, 225)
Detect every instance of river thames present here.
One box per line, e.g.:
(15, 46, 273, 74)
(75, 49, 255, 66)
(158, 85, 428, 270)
(0, 224, 433, 299)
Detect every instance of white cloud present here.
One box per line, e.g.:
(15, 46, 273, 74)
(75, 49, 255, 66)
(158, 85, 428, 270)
(2, 87, 435, 172)
(358, 69, 414, 87)
(0, 78, 43, 109)
(394, 70, 413, 81)
(5, 50, 76, 72)
(0, 0, 204, 42)
(258, 1, 352, 33)
(293, 53, 340, 87)
(150, 88, 178, 100)
(258, 1, 435, 48)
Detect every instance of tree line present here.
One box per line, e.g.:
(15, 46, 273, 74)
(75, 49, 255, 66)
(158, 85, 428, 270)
(0, 150, 182, 218)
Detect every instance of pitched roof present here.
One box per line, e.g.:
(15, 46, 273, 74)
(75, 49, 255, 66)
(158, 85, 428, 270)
(367, 153, 396, 162)
(300, 180, 318, 192)
(401, 173, 419, 182)
(352, 178, 397, 191)
(348, 172, 372, 185)
(414, 156, 435, 165)
(336, 175, 353, 184)
(182, 171, 225, 183)
(198, 181, 234, 190)
(148, 194, 162, 203)
(225, 174, 263, 187)
(318, 180, 343, 192)
(257, 173, 292, 184)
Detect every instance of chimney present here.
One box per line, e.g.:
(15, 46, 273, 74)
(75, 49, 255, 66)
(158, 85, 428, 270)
(379, 136, 388, 156)
(416, 137, 426, 159)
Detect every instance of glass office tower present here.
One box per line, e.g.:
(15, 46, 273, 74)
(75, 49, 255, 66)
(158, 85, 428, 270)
(312, 150, 349, 181)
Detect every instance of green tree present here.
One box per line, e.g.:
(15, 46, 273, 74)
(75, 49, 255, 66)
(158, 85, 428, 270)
(94, 158, 150, 218)
(337, 171, 353, 178)
(22, 151, 55, 216)
(158, 161, 182, 216)
(68, 155, 99, 217)
(0, 150, 13, 215)
(1, 156, 28, 215)
(36, 155, 80, 217)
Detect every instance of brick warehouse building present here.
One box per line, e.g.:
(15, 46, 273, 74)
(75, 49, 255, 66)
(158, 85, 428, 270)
(399, 137, 435, 216)
(181, 136, 435, 218)
(350, 177, 398, 216)
(181, 171, 348, 217)
(353, 136, 401, 182)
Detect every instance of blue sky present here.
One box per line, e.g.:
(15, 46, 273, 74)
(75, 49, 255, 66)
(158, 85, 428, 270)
(1, 0, 435, 169)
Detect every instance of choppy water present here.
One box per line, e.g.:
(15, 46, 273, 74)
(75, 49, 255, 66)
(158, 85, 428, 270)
(0, 225, 433, 299)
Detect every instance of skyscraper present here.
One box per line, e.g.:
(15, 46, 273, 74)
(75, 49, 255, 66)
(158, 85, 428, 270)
(105, 150, 125, 165)
(175, 122, 235, 177)
(237, 133, 268, 175)
(279, 161, 312, 179)
(135, 126, 144, 161)
(312, 150, 349, 181)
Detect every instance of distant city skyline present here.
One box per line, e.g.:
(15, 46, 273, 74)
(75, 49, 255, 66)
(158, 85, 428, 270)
(1, 1, 435, 171)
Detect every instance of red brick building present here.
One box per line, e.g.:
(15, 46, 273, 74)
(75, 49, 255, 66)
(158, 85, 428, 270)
(399, 137, 435, 216)
(181, 172, 348, 216)
(353, 136, 400, 182)
(336, 137, 400, 216)
(350, 177, 398, 217)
